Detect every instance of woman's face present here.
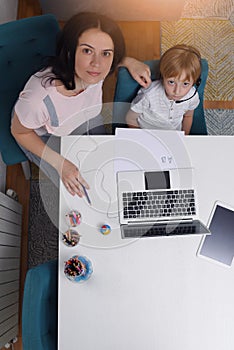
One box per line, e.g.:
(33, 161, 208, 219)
(75, 28, 114, 84)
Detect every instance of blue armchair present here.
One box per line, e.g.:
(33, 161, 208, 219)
(0, 14, 60, 178)
(113, 59, 209, 135)
(22, 260, 58, 350)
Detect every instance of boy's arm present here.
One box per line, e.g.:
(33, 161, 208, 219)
(182, 110, 194, 135)
(126, 109, 141, 128)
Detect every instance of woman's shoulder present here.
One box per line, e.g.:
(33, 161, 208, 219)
(19, 68, 54, 99)
(28, 67, 54, 87)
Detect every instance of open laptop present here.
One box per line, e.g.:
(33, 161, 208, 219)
(117, 168, 210, 238)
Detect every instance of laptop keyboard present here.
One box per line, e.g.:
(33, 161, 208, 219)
(122, 189, 196, 220)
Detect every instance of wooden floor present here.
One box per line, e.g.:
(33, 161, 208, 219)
(0, 164, 31, 350)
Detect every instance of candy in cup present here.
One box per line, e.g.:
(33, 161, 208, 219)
(64, 255, 93, 282)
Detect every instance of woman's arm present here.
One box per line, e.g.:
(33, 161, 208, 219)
(119, 57, 151, 88)
(11, 113, 88, 196)
(126, 109, 141, 128)
(182, 110, 194, 135)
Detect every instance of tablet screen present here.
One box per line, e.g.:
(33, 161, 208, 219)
(197, 202, 234, 267)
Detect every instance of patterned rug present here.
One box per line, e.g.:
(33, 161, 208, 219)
(205, 109, 234, 135)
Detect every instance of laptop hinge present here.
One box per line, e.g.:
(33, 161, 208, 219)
(127, 218, 194, 225)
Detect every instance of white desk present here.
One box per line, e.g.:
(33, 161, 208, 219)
(58, 135, 234, 350)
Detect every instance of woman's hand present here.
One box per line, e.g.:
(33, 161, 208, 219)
(11, 112, 89, 197)
(39, 144, 89, 197)
(119, 57, 152, 88)
(59, 157, 89, 197)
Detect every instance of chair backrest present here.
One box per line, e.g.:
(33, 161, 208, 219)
(113, 58, 209, 135)
(0, 14, 60, 165)
(22, 260, 58, 350)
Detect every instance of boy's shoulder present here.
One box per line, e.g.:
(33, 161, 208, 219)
(142, 79, 162, 94)
(133, 80, 163, 105)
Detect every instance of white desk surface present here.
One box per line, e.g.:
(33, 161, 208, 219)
(58, 135, 234, 350)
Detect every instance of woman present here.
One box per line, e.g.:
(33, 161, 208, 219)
(11, 12, 151, 196)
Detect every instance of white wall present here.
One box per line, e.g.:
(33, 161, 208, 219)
(0, 0, 18, 24)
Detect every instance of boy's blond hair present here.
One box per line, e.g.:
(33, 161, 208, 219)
(159, 44, 201, 84)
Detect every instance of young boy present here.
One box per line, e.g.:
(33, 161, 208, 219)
(126, 44, 201, 135)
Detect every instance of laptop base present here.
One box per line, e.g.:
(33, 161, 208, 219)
(121, 220, 210, 239)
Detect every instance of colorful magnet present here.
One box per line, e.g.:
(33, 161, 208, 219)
(100, 224, 111, 235)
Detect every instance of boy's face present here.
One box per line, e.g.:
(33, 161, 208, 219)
(163, 70, 194, 101)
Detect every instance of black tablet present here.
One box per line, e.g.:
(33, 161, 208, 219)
(197, 201, 234, 268)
